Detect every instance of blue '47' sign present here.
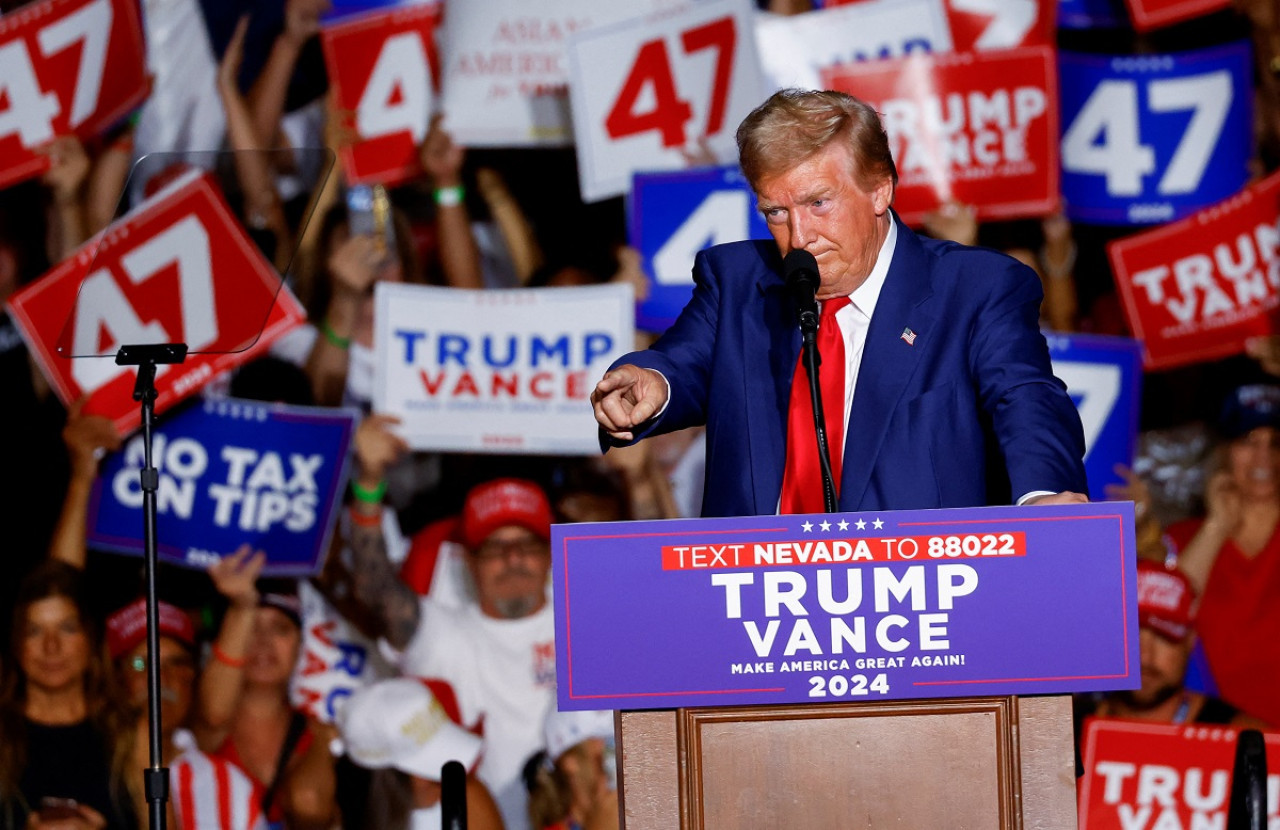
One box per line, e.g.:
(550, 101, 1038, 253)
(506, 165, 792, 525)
(629, 165, 770, 333)
(1047, 332, 1142, 501)
(1058, 43, 1252, 226)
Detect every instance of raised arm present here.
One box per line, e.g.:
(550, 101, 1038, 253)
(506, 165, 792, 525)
(420, 115, 483, 288)
(193, 544, 265, 748)
(48, 400, 121, 569)
(39, 135, 90, 260)
(1174, 470, 1241, 595)
(247, 0, 330, 154)
(340, 414, 420, 649)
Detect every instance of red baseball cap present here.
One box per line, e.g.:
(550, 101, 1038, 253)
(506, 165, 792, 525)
(1136, 560, 1196, 641)
(106, 598, 196, 659)
(459, 478, 552, 550)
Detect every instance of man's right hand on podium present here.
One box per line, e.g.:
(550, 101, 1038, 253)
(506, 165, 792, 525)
(592, 364, 668, 442)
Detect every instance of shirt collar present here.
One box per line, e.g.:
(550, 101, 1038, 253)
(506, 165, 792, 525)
(846, 215, 897, 319)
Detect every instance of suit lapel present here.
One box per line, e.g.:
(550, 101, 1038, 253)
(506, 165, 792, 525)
(840, 217, 938, 508)
(744, 247, 796, 515)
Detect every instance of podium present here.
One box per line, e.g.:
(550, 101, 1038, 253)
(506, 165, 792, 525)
(615, 695, 1076, 828)
(551, 504, 1137, 829)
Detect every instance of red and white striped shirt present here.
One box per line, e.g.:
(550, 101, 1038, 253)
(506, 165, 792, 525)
(171, 739, 267, 830)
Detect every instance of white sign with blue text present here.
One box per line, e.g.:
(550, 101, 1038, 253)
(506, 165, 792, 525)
(373, 282, 633, 454)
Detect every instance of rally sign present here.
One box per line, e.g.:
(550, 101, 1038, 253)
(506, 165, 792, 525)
(629, 165, 769, 333)
(817, 0, 1054, 53)
(0, 0, 148, 189)
(87, 398, 358, 576)
(1059, 44, 1253, 226)
(321, 3, 441, 186)
(439, 0, 663, 148)
(373, 282, 633, 454)
(1078, 719, 1280, 829)
(1047, 333, 1143, 502)
(553, 502, 1138, 710)
(6, 168, 307, 435)
(1124, 0, 1230, 33)
(754, 0, 953, 91)
(1108, 169, 1280, 371)
(323, 0, 431, 24)
(568, 0, 764, 203)
(823, 45, 1058, 225)
(292, 582, 394, 724)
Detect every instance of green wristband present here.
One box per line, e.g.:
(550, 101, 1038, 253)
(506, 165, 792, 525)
(351, 479, 387, 504)
(320, 319, 351, 349)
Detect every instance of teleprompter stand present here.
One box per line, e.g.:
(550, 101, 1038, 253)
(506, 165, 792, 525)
(117, 342, 188, 830)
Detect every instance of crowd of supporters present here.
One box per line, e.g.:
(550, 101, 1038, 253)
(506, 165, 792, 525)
(2, 0, 1280, 828)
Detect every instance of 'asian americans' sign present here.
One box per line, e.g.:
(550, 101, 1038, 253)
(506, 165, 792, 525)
(554, 502, 1138, 710)
(88, 398, 358, 576)
(373, 282, 633, 454)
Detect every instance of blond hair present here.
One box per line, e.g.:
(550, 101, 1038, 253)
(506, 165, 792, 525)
(736, 88, 897, 195)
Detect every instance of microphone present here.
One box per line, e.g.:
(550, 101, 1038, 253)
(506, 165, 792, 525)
(784, 249, 820, 334)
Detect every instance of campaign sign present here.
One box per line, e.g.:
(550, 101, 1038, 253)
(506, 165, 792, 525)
(320, 3, 441, 186)
(292, 582, 394, 724)
(373, 282, 633, 454)
(1058, 0, 1127, 29)
(628, 165, 769, 333)
(568, 0, 764, 203)
(815, 0, 1054, 52)
(823, 46, 1058, 226)
(1059, 44, 1253, 226)
(754, 0, 953, 91)
(1047, 333, 1142, 502)
(87, 398, 358, 576)
(1107, 169, 1280, 371)
(1078, 719, 1280, 829)
(554, 502, 1138, 710)
(439, 0, 663, 148)
(0, 0, 149, 189)
(6, 169, 307, 435)
(1124, 0, 1230, 33)
(322, 0, 431, 24)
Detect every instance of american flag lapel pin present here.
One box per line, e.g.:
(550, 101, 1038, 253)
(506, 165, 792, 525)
(901, 327, 917, 346)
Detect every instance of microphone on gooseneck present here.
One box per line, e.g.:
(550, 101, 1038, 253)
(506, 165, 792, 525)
(783, 249, 821, 335)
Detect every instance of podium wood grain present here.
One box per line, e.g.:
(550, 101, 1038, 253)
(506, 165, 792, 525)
(616, 696, 1076, 829)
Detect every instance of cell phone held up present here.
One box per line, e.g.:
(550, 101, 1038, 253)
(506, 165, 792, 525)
(345, 184, 396, 265)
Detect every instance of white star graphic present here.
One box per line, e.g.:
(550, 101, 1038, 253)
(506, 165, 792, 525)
(819, 521, 831, 531)
(838, 520, 849, 531)
(801, 521, 814, 532)
(855, 519, 866, 530)
(873, 518, 884, 530)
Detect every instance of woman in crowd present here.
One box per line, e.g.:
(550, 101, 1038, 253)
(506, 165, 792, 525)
(1165, 382, 1280, 725)
(0, 561, 135, 829)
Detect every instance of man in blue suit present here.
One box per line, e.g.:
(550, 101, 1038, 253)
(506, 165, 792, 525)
(592, 89, 1087, 517)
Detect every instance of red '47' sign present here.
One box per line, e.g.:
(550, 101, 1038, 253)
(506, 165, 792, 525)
(321, 3, 441, 186)
(1108, 170, 1280, 371)
(823, 45, 1058, 226)
(0, 0, 148, 189)
(6, 170, 306, 435)
(1078, 718, 1280, 829)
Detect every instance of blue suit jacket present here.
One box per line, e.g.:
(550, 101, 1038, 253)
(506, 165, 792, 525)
(612, 216, 1087, 517)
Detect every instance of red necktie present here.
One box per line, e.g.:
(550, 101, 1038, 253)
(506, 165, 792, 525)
(780, 297, 851, 514)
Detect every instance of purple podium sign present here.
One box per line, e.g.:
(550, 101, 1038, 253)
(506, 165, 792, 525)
(553, 502, 1138, 711)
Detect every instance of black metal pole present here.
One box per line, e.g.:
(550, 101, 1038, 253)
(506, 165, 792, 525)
(1228, 729, 1267, 830)
(800, 333, 838, 513)
(117, 343, 187, 830)
(441, 760, 467, 829)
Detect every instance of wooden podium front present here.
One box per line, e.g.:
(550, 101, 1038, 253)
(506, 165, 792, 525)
(615, 694, 1077, 829)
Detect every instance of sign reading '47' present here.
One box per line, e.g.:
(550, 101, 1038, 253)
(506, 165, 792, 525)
(1058, 43, 1252, 226)
(568, 0, 763, 202)
(7, 170, 306, 435)
(321, 3, 442, 186)
(0, 0, 148, 189)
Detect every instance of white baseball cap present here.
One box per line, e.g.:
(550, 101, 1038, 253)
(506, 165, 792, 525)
(544, 708, 615, 761)
(338, 678, 481, 780)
